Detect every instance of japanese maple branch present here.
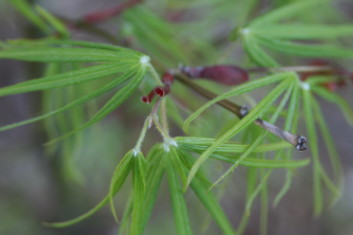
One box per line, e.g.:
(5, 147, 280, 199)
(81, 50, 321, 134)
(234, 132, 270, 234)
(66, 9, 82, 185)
(174, 73, 307, 151)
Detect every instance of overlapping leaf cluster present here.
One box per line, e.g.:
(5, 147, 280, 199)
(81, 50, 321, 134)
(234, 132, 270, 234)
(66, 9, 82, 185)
(1, 0, 353, 235)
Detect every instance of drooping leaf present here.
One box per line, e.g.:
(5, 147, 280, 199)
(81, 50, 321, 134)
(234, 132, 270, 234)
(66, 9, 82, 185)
(109, 151, 135, 223)
(43, 195, 110, 228)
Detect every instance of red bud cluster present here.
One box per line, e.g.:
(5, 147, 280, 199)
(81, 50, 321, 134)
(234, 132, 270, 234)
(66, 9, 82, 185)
(141, 72, 174, 104)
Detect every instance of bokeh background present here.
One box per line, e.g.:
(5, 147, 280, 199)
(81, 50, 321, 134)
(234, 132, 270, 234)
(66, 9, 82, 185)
(0, 0, 353, 234)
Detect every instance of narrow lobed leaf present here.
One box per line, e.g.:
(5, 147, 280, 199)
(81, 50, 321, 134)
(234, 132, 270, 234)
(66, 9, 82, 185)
(302, 89, 323, 215)
(311, 86, 353, 127)
(109, 150, 135, 223)
(0, 46, 140, 63)
(166, 151, 193, 235)
(9, 0, 51, 33)
(130, 152, 147, 235)
(140, 148, 167, 231)
(242, 35, 279, 67)
(257, 36, 353, 59)
(176, 137, 291, 154)
(190, 176, 235, 235)
(0, 63, 134, 97)
(251, 24, 353, 40)
(210, 153, 310, 168)
(35, 5, 70, 38)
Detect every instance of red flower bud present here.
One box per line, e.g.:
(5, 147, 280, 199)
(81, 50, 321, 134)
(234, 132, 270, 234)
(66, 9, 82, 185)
(154, 86, 171, 97)
(180, 65, 249, 86)
(141, 73, 174, 103)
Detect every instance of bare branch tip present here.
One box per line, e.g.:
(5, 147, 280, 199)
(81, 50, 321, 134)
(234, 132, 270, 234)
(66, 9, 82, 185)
(295, 136, 307, 151)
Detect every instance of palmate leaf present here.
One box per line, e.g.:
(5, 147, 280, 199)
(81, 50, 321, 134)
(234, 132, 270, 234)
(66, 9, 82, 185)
(0, 39, 149, 137)
(185, 78, 294, 189)
(241, 0, 353, 66)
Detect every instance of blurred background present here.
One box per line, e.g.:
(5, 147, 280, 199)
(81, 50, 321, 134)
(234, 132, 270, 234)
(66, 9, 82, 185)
(0, 0, 353, 234)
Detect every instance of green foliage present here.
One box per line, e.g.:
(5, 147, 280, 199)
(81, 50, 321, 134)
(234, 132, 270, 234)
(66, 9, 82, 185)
(1, 0, 353, 234)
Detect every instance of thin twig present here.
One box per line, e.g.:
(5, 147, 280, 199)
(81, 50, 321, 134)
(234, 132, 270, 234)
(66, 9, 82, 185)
(174, 73, 307, 151)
